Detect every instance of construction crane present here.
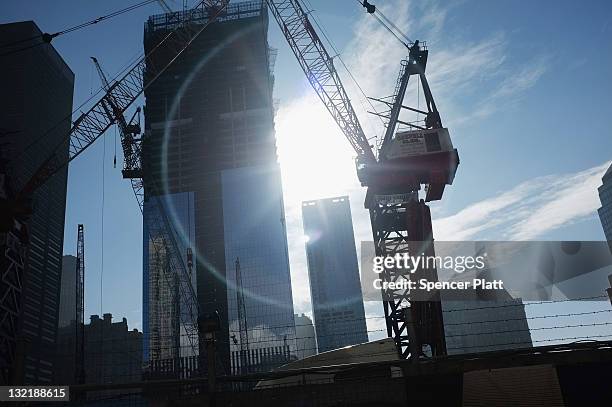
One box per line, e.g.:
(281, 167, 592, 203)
(266, 0, 459, 359)
(90, 57, 144, 206)
(0, 0, 230, 384)
(75, 224, 85, 384)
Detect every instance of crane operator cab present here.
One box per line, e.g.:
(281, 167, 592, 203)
(380, 127, 459, 201)
(357, 127, 459, 202)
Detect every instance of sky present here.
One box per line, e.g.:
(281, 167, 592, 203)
(2, 0, 612, 345)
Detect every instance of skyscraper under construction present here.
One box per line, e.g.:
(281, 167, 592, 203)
(142, 1, 296, 373)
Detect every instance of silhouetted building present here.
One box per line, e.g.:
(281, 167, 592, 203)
(294, 314, 316, 359)
(58, 255, 78, 329)
(54, 255, 78, 384)
(142, 1, 295, 373)
(598, 163, 612, 253)
(302, 196, 368, 353)
(0, 21, 73, 384)
(85, 314, 142, 385)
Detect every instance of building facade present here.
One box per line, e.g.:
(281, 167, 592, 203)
(442, 244, 532, 354)
(302, 196, 368, 353)
(58, 255, 78, 329)
(443, 296, 532, 354)
(54, 255, 78, 384)
(142, 1, 295, 373)
(598, 164, 612, 253)
(0, 21, 73, 384)
(143, 191, 197, 363)
(294, 314, 316, 359)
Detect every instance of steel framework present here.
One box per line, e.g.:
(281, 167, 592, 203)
(0, 221, 26, 385)
(266, 0, 375, 164)
(365, 45, 450, 358)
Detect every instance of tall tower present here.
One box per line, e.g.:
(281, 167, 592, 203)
(142, 2, 295, 372)
(302, 196, 368, 352)
(0, 21, 73, 384)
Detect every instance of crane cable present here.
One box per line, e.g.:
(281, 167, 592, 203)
(0, 0, 158, 57)
(358, 0, 414, 48)
(301, 0, 385, 144)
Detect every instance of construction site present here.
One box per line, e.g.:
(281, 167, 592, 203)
(1, 0, 612, 405)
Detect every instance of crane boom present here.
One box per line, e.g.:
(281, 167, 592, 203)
(266, 0, 375, 164)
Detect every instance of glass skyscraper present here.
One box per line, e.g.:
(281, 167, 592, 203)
(142, 1, 295, 372)
(143, 191, 196, 362)
(222, 164, 296, 372)
(302, 196, 368, 353)
(598, 164, 612, 253)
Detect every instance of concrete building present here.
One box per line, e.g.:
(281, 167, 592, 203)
(142, 1, 295, 373)
(294, 314, 316, 359)
(0, 21, 73, 384)
(302, 196, 368, 353)
(598, 163, 612, 253)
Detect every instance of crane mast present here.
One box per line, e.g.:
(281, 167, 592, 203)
(75, 224, 85, 384)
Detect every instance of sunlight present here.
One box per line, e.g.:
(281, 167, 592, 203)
(276, 94, 361, 206)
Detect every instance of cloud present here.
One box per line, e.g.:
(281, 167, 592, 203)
(337, 0, 548, 142)
(465, 55, 550, 120)
(433, 161, 610, 241)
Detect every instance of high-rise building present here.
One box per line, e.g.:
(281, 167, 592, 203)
(598, 163, 612, 253)
(58, 255, 78, 329)
(54, 255, 78, 384)
(302, 196, 368, 353)
(142, 2, 295, 373)
(442, 243, 532, 354)
(294, 314, 316, 359)
(443, 296, 532, 354)
(0, 21, 73, 384)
